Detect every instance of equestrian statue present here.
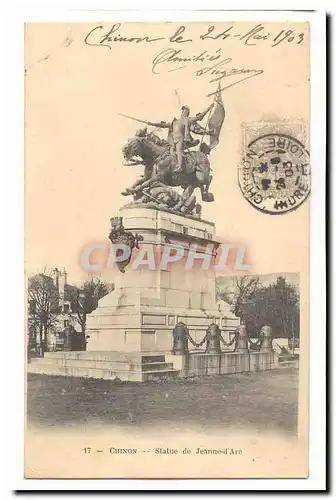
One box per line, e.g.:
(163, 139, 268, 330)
(120, 84, 225, 217)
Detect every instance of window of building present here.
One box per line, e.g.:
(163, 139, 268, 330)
(63, 304, 70, 314)
(64, 320, 69, 328)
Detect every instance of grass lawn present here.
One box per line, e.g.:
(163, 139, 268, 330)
(27, 367, 298, 435)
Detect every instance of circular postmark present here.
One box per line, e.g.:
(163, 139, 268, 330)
(238, 133, 311, 214)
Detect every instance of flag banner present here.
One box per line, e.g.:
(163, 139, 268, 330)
(208, 84, 225, 150)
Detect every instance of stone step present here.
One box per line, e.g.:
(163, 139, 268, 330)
(43, 352, 170, 363)
(141, 355, 165, 363)
(27, 362, 178, 382)
(141, 361, 174, 371)
(29, 358, 141, 371)
(44, 351, 143, 362)
(142, 369, 179, 382)
(27, 363, 141, 382)
(29, 358, 174, 372)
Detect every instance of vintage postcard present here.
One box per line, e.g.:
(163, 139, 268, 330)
(23, 11, 324, 482)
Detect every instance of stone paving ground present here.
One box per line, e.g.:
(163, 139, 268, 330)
(26, 366, 298, 435)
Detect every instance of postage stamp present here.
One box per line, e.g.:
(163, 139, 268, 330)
(238, 122, 311, 214)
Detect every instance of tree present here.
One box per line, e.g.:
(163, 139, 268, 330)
(268, 276, 299, 339)
(28, 271, 59, 351)
(67, 276, 113, 347)
(216, 275, 300, 339)
(216, 275, 261, 317)
(241, 277, 299, 338)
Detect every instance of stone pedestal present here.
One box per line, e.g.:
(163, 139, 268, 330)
(260, 325, 273, 353)
(235, 324, 249, 353)
(204, 323, 222, 354)
(250, 351, 277, 372)
(86, 206, 240, 354)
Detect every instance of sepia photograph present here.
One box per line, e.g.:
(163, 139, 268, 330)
(20, 10, 325, 483)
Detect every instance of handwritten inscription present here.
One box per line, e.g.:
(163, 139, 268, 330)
(84, 23, 306, 50)
(152, 48, 223, 73)
(84, 23, 304, 95)
(152, 48, 264, 95)
(199, 24, 305, 47)
(85, 24, 165, 49)
(84, 23, 193, 49)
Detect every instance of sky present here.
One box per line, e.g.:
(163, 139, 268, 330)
(25, 22, 310, 286)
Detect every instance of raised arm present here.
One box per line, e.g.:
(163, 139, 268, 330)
(189, 103, 214, 123)
(190, 122, 216, 136)
(146, 120, 171, 128)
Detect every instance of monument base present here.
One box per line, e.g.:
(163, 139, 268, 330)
(86, 206, 239, 353)
(27, 350, 278, 382)
(27, 207, 277, 381)
(27, 351, 178, 382)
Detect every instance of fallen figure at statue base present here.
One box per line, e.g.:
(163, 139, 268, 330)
(125, 180, 203, 217)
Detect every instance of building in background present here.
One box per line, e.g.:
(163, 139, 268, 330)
(28, 268, 82, 353)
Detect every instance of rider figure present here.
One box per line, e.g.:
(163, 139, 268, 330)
(145, 103, 214, 174)
(135, 127, 169, 148)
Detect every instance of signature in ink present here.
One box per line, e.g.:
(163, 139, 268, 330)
(195, 58, 264, 95)
(151, 48, 264, 94)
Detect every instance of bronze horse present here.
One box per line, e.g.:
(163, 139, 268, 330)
(121, 133, 214, 205)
